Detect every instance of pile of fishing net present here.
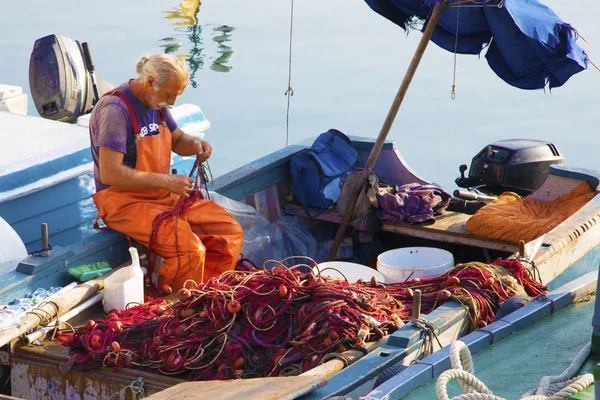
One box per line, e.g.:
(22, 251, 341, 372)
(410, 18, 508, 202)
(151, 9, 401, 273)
(56, 257, 545, 380)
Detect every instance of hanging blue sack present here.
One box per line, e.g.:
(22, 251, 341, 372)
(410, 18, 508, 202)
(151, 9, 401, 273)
(290, 129, 358, 215)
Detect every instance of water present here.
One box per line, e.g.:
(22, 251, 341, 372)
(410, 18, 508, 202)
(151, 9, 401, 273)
(1, 0, 599, 190)
(404, 296, 596, 399)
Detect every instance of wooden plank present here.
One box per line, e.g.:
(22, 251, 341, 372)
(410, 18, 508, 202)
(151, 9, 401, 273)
(145, 376, 327, 400)
(380, 222, 517, 253)
(284, 202, 518, 253)
(265, 185, 282, 221)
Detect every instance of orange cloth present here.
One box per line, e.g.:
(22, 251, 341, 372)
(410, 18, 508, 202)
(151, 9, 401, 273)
(92, 92, 243, 290)
(465, 182, 594, 244)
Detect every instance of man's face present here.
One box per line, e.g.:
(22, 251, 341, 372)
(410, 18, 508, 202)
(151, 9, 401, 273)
(148, 75, 187, 110)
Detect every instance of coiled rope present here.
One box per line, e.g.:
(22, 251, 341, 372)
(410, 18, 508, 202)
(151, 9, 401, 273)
(436, 341, 593, 400)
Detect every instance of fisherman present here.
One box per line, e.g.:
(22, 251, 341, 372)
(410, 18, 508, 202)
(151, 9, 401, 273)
(89, 54, 244, 291)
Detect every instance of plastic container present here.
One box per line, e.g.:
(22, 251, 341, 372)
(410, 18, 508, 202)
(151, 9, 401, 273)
(377, 247, 454, 283)
(103, 247, 144, 313)
(314, 261, 386, 283)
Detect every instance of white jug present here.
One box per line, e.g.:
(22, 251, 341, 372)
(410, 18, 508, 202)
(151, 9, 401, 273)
(103, 247, 145, 313)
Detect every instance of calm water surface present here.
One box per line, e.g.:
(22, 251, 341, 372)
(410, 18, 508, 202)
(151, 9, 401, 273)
(1, 0, 599, 190)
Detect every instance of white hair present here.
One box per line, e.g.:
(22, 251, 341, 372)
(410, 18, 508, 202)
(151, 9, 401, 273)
(136, 54, 188, 90)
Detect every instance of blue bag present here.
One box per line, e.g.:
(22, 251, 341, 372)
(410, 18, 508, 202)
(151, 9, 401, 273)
(290, 129, 358, 215)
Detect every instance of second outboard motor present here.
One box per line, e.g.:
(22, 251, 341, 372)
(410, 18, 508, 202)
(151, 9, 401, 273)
(455, 139, 564, 197)
(28, 34, 113, 123)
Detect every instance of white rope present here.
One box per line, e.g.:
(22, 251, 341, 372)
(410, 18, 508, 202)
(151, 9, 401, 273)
(520, 375, 594, 400)
(435, 341, 593, 400)
(520, 342, 592, 399)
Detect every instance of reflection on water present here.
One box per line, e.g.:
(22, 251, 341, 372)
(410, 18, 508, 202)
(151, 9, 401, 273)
(164, 0, 200, 26)
(159, 37, 183, 54)
(162, 0, 235, 87)
(211, 25, 234, 73)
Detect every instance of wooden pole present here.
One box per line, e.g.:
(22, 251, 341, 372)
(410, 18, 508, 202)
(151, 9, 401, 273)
(327, 1, 447, 261)
(0, 278, 105, 348)
(41, 223, 50, 256)
(413, 289, 422, 320)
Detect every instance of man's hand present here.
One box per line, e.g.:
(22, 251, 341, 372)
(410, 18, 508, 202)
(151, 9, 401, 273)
(172, 128, 213, 161)
(195, 140, 212, 163)
(166, 174, 195, 197)
(99, 147, 194, 195)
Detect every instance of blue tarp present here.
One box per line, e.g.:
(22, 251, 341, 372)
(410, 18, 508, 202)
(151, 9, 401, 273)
(364, 0, 588, 89)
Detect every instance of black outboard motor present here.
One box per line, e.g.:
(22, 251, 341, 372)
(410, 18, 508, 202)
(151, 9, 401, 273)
(28, 34, 113, 123)
(455, 139, 564, 197)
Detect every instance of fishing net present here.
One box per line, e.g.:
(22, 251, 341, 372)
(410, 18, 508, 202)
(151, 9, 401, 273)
(57, 257, 545, 380)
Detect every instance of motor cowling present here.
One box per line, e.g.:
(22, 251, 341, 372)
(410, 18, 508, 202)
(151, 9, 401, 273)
(455, 139, 564, 196)
(28, 34, 112, 123)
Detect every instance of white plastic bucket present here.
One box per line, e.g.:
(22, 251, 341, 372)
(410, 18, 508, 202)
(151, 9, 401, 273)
(377, 247, 454, 283)
(314, 261, 386, 283)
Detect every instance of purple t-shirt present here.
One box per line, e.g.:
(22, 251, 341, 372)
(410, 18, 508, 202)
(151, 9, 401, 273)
(89, 81, 178, 191)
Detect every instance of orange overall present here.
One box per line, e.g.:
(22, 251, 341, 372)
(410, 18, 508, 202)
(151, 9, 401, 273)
(92, 92, 244, 291)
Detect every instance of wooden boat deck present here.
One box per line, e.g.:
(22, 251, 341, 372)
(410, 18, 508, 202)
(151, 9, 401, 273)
(284, 203, 519, 253)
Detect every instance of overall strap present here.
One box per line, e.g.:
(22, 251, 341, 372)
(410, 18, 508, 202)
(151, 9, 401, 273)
(104, 91, 141, 135)
(103, 91, 166, 131)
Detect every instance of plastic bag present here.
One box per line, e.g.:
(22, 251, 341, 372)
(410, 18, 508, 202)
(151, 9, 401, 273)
(208, 192, 322, 266)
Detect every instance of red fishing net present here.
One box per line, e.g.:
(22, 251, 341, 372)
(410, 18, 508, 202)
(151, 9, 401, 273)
(57, 258, 545, 380)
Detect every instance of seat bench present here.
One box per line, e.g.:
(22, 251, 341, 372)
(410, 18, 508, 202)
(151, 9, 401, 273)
(283, 202, 518, 253)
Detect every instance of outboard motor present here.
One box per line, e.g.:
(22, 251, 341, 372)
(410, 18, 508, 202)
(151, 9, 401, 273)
(455, 139, 564, 197)
(28, 34, 113, 123)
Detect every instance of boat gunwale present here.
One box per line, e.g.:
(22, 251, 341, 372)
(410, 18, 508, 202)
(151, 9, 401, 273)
(363, 270, 598, 400)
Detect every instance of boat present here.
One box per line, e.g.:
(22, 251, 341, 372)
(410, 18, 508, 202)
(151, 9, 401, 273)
(0, 0, 598, 394)
(2, 99, 600, 398)
(363, 267, 600, 399)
